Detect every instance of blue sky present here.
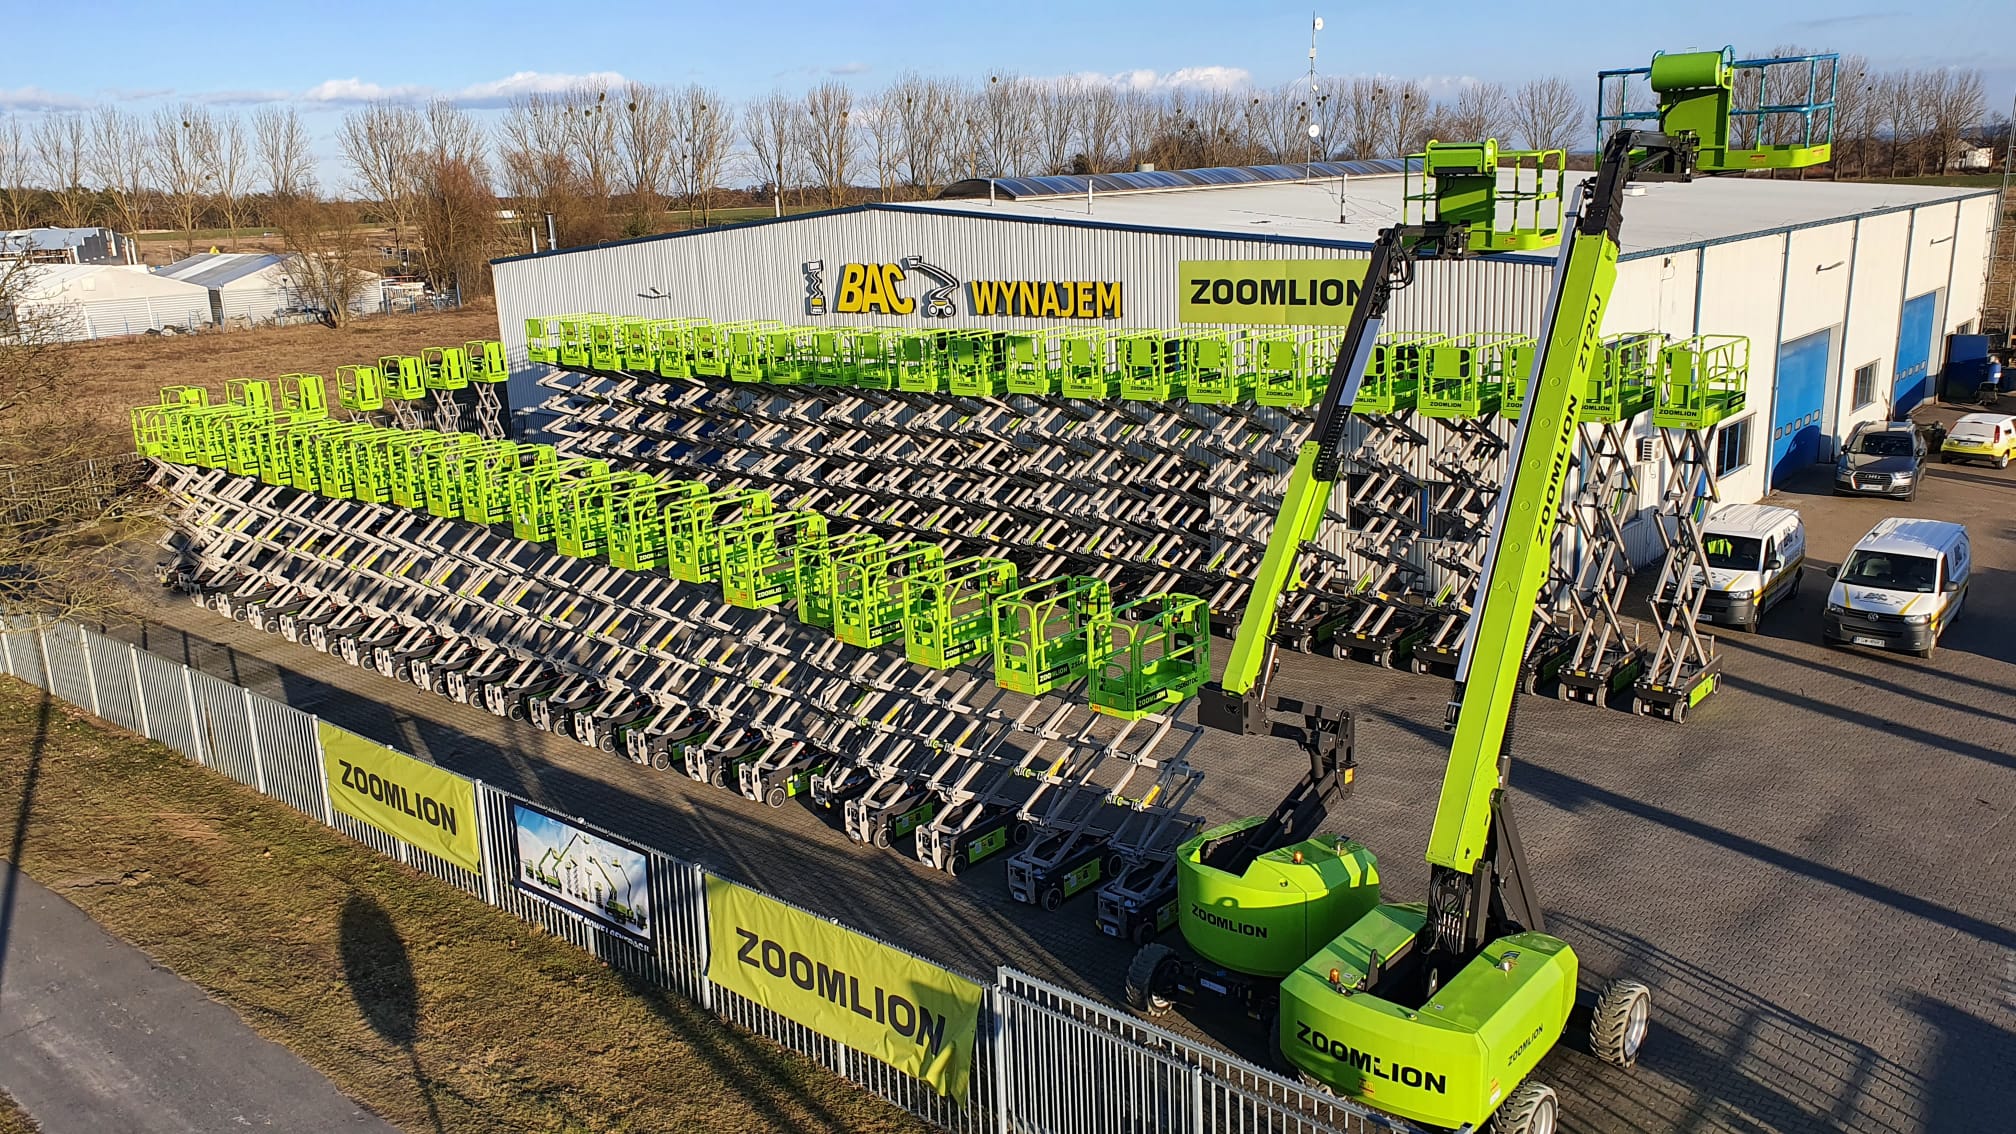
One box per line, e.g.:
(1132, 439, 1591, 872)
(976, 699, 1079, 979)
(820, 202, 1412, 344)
(4, 0, 2007, 185)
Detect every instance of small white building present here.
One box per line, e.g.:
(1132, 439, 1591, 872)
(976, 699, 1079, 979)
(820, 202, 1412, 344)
(156, 252, 381, 326)
(1, 227, 139, 266)
(10, 264, 212, 340)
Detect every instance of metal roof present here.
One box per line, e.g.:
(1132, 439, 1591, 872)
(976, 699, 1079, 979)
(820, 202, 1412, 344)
(895, 174, 1993, 258)
(0, 227, 111, 252)
(939, 159, 1418, 201)
(155, 252, 290, 290)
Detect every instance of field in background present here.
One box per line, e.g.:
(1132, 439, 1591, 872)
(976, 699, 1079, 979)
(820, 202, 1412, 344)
(58, 302, 501, 457)
(0, 679, 928, 1134)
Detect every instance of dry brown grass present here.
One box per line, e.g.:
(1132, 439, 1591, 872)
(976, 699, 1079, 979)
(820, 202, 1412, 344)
(0, 679, 931, 1134)
(53, 302, 503, 458)
(0, 1088, 38, 1134)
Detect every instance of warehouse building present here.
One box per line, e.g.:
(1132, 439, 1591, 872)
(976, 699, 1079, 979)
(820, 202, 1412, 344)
(156, 251, 382, 327)
(1, 226, 140, 266)
(10, 264, 212, 340)
(490, 163, 1997, 560)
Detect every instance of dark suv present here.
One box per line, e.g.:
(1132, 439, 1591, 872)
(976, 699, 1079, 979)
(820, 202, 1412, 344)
(1834, 421, 1925, 500)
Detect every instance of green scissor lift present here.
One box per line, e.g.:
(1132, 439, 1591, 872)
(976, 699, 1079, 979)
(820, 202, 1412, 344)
(1088, 592, 1211, 720)
(608, 477, 705, 571)
(1059, 329, 1117, 400)
(1117, 332, 1182, 402)
(1599, 49, 1839, 172)
(665, 487, 772, 585)
(992, 576, 1112, 696)
(1178, 331, 1242, 405)
(719, 509, 826, 610)
(903, 555, 1018, 670)
(833, 541, 945, 649)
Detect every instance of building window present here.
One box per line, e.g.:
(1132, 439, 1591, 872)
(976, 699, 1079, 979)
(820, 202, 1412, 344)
(1853, 362, 1878, 409)
(1716, 417, 1752, 477)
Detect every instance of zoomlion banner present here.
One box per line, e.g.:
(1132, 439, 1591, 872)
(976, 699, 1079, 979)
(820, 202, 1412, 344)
(706, 876, 983, 1099)
(1178, 259, 1373, 326)
(318, 723, 481, 872)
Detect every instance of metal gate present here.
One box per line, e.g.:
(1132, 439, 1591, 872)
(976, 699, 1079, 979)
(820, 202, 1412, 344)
(1770, 328, 1830, 486)
(1892, 292, 1938, 412)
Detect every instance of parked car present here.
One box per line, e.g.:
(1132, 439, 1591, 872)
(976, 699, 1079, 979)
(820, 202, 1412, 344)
(1939, 412, 2016, 469)
(1696, 504, 1805, 631)
(1822, 518, 1970, 659)
(1833, 420, 1925, 499)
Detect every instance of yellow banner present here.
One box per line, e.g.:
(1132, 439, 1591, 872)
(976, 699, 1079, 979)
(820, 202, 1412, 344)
(1178, 258, 1372, 326)
(706, 876, 982, 1099)
(318, 723, 481, 872)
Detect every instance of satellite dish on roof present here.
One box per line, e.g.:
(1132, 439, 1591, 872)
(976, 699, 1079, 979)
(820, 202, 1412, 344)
(1308, 123, 1322, 139)
(1313, 15, 1323, 30)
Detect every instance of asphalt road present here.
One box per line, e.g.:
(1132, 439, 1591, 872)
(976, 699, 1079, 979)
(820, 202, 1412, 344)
(110, 403, 2016, 1134)
(0, 863, 394, 1134)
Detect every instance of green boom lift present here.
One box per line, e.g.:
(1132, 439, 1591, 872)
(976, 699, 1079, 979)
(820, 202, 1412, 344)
(1131, 112, 1810, 1129)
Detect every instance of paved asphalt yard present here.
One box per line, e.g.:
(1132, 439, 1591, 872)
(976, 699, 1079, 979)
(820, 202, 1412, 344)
(111, 404, 2016, 1134)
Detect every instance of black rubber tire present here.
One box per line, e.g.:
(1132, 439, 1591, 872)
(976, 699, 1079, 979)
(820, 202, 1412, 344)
(1263, 1007, 1287, 1071)
(1129, 921, 1154, 948)
(765, 786, 787, 809)
(1913, 644, 1935, 660)
(1669, 699, 1687, 725)
(1493, 1080, 1558, 1134)
(1124, 943, 1177, 1017)
(1998, 454, 2009, 470)
(945, 850, 966, 877)
(598, 735, 615, 754)
(1591, 978, 1652, 1068)
(1040, 886, 1063, 912)
(650, 751, 672, 771)
(873, 826, 892, 850)
(1011, 821, 1033, 848)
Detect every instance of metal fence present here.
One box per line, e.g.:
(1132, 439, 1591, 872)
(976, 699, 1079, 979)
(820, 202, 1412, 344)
(0, 618, 1408, 1134)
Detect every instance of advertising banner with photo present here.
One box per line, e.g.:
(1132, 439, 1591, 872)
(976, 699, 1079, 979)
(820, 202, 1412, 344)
(509, 800, 653, 944)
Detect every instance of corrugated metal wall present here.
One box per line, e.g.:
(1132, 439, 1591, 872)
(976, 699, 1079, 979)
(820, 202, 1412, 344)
(25, 295, 213, 341)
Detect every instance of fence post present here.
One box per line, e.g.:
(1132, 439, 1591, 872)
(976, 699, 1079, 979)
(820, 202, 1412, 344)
(314, 720, 336, 828)
(241, 687, 267, 794)
(472, 780, 498, 905)
(990, 986, 1013, 1134)
(1190, 1062, 1206, 1133)
(693, 861, 714, 1012)
(1, 617, 14, 677)
(78, 624, 100, 717)
(128, 644, 150, 738)
(36, 623, 52, 690)
(181, 665, 208, 764)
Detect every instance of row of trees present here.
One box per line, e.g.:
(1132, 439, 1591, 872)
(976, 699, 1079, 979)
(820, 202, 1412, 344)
(0, 58, 1999, 279)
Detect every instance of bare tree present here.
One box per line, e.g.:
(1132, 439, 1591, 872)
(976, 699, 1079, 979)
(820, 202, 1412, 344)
(89, 107, 150, 239)
(1191, 88, 1247, 167)
(252, 105, 314, 199)
(33, 113, 91, 228)
(1828, 55, 1874, 179)
(1444, 82, 1511, 143)
(1078, 83, 1120, 173)
(0, 117, 33, 231)
(193, 111, 250, 248)
(1116, 88, 1161, 170)
(1034, 78, 1083, 176)
(888, 75, 959, 194)
(744, 91, 805, 213)
(617, 82, 675, 229)
(268, 196, 376, 326)
(498, 91, 580, 246)
(1387, 80, 1431, 154)
(338, 101, 423, 249)
(1312, 77, 1351, 161)
(860, 96, 904, 200)
(970, 74, 1038, 176)
(670, 85, 733, 224)
(1512, 78, 1582, 152)
(151, 105, 210, 256)
(1344, 78, 1387, 159)
(563, 83, 619, 216)
(1930, 68, 1986, 174)
(414, 100, 498, 298)
(799, 81, 858, 208)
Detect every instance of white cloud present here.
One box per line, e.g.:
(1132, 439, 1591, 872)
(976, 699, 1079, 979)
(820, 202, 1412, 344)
(1070, 66, 1254, 92)
(828, 62, 872, 76)
(302, 77, 429, 104)
(455, 70, 629, 105)
(0, 86, 90, 112)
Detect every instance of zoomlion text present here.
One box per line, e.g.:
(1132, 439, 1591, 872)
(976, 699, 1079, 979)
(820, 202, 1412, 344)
(735, 927, 952, 1057)
(336, 759, 460, 836)
(1296, 1021, 1449, 1093)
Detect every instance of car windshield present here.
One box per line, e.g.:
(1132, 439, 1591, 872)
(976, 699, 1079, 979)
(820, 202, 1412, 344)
(1852, 433, 1913, 456)
(1840, 550, 1938, 593)
(1703, 534, 1763, 571)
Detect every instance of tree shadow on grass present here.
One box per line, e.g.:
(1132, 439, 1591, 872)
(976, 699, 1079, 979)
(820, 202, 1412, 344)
(338, 893, 441, 1134)
(0, 690, 55, 993)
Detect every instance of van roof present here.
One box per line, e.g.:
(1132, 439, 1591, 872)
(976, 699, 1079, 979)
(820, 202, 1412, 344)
(1951, 412, 2015, 429)
(1855, 517, 1968, 557)
(1703, 502, 1800, 537)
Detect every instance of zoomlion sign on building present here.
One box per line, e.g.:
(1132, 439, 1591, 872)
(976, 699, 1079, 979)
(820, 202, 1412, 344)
(802, 256, 1121, 320)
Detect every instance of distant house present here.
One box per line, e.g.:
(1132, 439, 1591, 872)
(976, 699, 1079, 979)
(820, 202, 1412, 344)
(1, 227, 139, 266)
(1953, 146, 1994, 172)
(155, 252, 382, 325)
(7, 265, 211, 341)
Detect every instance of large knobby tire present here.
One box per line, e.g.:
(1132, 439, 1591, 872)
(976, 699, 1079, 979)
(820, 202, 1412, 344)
(1590, 978, 1652, 1068)
(1493, 1080, 1558, 1134)
(1124, 943, 1178, 1017)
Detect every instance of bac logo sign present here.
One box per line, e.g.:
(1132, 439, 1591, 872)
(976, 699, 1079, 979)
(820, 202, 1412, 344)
(804, 255, 1120, 321)
(1177, 259, 1372, 327)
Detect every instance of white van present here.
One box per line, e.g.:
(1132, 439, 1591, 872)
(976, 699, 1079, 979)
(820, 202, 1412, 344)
(1697, 504, 1806, 631)
(1822, 518, 1971, 658)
